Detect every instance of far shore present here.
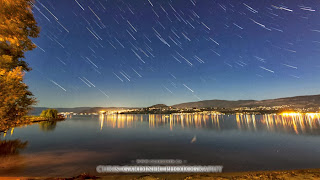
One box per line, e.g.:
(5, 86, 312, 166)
(0, 168, 319, 180)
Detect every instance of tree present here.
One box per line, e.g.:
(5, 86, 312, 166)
(0, 0, 40, 120)
(40, 109, 59, 119)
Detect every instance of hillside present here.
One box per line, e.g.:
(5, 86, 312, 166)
(148, 104, 168, 108)
(172, 94, 320, 109)
(29, 107, 134, 115)
(30, 94, 320, 115)
(172, 100, 255, 108)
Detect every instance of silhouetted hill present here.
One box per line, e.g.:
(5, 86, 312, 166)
(30, 94, 320, 115)
(29, 107, 92, 115)
(148, 104, 168, 108)
(172, 94, 320, 109)
(172, 100, 255, 108)
(245, 94, 320, 108)
(29, 107, 134, 115)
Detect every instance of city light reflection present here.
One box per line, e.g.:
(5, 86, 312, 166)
(97, 113, 320, 135)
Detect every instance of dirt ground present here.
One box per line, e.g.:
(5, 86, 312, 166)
(0, 168, 319, 180)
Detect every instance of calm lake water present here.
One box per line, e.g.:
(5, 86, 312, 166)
(1, 114, 320, 177)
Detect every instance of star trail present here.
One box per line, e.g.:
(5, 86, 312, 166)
(25, 0, 320, 107)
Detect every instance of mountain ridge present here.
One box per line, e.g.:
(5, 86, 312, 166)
(172, 94, 320, 108)
(30, 94, 320, 115)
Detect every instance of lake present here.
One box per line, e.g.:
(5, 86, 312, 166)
(1, 113, 320, 177)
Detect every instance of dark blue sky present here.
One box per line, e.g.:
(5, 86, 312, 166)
(25, 0, 320, 107)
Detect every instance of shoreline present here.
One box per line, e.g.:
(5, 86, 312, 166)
(0, 168, 319, 180)
(0, 116, 65, 133)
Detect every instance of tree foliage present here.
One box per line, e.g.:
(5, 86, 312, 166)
(40, 109, 59, 119)
(0, 0, 40, 120)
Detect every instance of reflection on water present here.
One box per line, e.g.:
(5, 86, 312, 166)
(99, 113, 320, 135)
(0, 139, 28, 172)
(0, 139, 28, 156)
(39, 121, 57, 132)
(1, 113, 320, 176)
(260, 113, 320, 135)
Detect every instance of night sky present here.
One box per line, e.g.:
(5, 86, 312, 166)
(25, 0, 320, 108)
